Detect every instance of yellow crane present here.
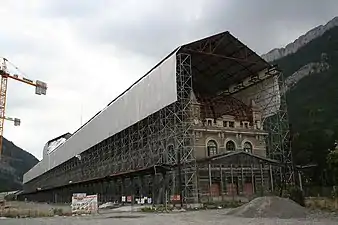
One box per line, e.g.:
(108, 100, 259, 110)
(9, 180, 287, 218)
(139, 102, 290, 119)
(2, 116, 21, 126)
(0, 58, 47, 159)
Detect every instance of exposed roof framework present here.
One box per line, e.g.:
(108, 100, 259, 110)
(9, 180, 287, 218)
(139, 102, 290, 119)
(25, 31, 276, 185)
(67, 31, 270, 143)
(196, 94, 253, 122)
(37, 165, 173, 192)
(179, 31, 271, 95)
(197, 151, 281, 166)
(47, 132, 72, 145)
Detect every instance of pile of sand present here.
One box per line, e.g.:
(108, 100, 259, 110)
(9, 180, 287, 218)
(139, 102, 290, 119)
(226, 196, 308, 219)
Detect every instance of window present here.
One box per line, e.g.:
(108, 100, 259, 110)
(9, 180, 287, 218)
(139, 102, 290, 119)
(255, 120, 260, 129)
(207, 120, 212, 126)
(207, 140, 218, 157)
(226, 141, 236, 151)
(244, 122, 248, 129)
(223, 121, 227, 127)
(240, 122, 243, 128)
(229, 121, 234, 128)
(243, 142, 253, 153)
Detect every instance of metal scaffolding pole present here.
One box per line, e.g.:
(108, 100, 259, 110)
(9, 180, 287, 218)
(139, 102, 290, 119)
(22, 36, 292, 205)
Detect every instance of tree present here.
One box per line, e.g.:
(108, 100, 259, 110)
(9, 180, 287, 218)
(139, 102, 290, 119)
(327, 141, 338, 185)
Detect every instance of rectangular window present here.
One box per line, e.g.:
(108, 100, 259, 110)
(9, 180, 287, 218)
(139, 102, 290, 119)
(245, 123, 248, 128)
(223, 121, 227, 127)
(208, 148, 217, 156)
(229, 121, 234, 128)
(207, 120, 212, 126)
(255, 120, 260, 129)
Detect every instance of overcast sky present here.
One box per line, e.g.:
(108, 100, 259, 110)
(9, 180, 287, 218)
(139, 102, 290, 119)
(1, 0, 337, 160)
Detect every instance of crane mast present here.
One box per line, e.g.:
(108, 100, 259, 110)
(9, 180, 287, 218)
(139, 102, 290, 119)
(0, 58, 47, 159)
(0, 59, 9, 158)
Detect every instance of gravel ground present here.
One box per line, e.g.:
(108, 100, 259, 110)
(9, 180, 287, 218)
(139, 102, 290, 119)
(4, 201, 71, 212)
(1, 209, 338, 225)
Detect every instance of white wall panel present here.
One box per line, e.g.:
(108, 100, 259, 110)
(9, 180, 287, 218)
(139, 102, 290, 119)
(24, 52, 178, 183)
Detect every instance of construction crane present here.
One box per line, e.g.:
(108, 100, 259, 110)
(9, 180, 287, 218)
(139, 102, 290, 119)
(3, 116, 21, 126)
(0, 57, 47, 159)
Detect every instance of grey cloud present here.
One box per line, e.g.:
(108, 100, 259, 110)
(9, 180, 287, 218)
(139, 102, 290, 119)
(194, 0, 338, 53)
(3, 0, 337, 159)
(41, 0, 211, 58)
(89, 16, 196, 59)
(0, 35, 56, 59)
(78, 1, 204, 59)
(40, 0, 106, 18)
(48, 0, 338, 58)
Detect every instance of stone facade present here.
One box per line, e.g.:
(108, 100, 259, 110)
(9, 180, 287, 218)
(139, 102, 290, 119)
(191, 92, 268, 160)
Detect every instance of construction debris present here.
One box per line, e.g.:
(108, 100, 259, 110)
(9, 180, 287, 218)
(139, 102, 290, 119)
(226, 196, 308, 219)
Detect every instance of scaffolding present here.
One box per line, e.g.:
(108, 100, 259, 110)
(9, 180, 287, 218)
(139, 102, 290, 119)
(21, 31, 293, 204)
(196, 151, 281, 202)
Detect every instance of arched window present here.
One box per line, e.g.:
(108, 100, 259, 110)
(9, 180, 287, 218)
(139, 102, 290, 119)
(243, 142, 253, 153)
(226, 141, 236, 151)
(207, 140, 218, 157)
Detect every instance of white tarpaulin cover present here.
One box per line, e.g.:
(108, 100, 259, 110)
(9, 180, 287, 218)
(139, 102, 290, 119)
(24, 51, 178, 183)
(45, 137, 67, 154)
(23, 31, 276, 184)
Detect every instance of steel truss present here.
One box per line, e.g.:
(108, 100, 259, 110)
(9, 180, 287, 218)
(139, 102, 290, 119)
(263, 69, 295, 190)
(181, 32, 294, 192)
(23, 53, 197, 204)
(168, 53, 197, 203)
(196, 152, 280, 201)
(23, 37, 293, 203)
(242, 67, 294, 190)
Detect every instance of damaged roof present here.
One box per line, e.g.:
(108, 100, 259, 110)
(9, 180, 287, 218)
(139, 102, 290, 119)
(196, 94, 253, 121)
(179, 31, 271, 95)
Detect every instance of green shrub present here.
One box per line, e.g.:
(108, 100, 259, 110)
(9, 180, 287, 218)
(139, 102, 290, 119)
(52, 208, 64, 216)
(4, 194, 16, 201)
(288, 186, 305, 206)
(140, 206, 156, 212)
(331, 186, 338, 199)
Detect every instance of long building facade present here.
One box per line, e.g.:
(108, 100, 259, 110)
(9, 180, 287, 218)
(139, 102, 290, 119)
(21, 32, 291, 204)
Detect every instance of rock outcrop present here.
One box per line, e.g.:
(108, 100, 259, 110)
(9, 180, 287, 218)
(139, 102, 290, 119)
(282, 61, 330, 94)
(262, 17, 338, 62)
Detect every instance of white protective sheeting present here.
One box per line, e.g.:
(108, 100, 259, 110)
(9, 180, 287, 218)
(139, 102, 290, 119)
(46, 137, 67, 154)
(24, 52, 178, 183)
(234, 75, 281, 119)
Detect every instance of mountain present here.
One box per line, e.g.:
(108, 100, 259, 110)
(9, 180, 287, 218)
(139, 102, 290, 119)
(262, 16, 338, 61)
(265, 17, 338, 185)
(1, 18, 336, 191)
(0, 137, 39, 192)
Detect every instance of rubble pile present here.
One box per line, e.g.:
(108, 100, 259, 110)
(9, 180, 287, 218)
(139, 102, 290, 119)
(226, 196, 308, 219)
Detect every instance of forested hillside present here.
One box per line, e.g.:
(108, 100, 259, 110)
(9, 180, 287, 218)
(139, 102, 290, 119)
(0, 137, 39, 192)
(274, 26, 338, 185)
